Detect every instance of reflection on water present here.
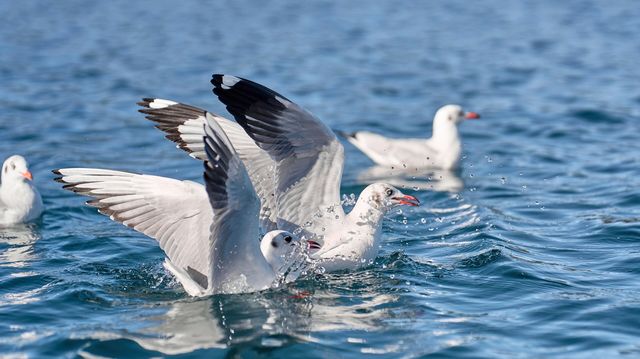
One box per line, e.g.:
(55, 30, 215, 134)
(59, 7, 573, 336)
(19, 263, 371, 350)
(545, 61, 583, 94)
(122, 286, 399, 355)
(128, 294, 311, 354)
(130, 299, 226, 354)
(0, 223, 40, 269)
(357, 166, 464, 193)
(0, 223, 46, 307)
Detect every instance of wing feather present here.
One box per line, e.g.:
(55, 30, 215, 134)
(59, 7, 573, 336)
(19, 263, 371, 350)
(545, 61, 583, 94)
(211, 75, 345, 235)
(54, 168, 212, 291)
(202, 114, 274, 293)
(138, 98, 277, 231)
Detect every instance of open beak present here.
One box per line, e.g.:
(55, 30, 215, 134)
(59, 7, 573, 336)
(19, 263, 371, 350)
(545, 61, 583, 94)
(307, 240, 322, 250)
(465, 111, 480, 120)
(393, 194, 420, 207)
(22, 171, 33, 181)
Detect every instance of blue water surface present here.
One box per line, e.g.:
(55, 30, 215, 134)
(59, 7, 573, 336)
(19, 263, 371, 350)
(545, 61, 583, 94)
(1, 0, 640, 357)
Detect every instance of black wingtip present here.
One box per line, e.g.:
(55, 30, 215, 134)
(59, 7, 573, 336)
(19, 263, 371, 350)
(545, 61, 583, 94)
(52, 169, 66, 183)
(211, 74, 223, 86)
(335, 130, 357, 139)
(138, 98, 154, 107)
(137, 98, 156, 113)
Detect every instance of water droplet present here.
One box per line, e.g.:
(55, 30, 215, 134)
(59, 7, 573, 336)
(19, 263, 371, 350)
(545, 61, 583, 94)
(420, 218, 427, 224)
(500, 177, 507, 184)
(390, 274, 395, 279)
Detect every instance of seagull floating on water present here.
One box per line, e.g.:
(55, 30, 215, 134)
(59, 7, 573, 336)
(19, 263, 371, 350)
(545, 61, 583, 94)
(54, 116, 305, 296)
(339, 104, 480, 170)
(1, 155, 43, 226)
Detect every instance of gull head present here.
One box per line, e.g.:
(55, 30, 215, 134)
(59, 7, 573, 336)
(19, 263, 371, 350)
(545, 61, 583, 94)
(434, 104, 480, 126)
(261, 230, 302, 272)
(2, 155, 33, 183)
(360, 183, 420, 210)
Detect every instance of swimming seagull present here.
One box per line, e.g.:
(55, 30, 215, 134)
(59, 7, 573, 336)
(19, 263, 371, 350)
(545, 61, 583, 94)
(54, 115, 305, 296)
(1, 155, 43, 226)
(211, 74, 420, 272)
(338, 104, 480, 170)
(137, 96, 414, 271)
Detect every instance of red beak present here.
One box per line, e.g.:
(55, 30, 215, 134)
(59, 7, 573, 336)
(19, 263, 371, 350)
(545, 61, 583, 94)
(393, 194, 420, 207)
(465, 112, 480, 120)
(307, 240, 322, 250)
(22, 171, 33, 181)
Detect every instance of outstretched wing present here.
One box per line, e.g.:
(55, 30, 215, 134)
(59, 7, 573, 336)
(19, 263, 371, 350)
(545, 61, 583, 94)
(53, 168, 213, 290)
(211, 75, 345, 236)
(138, 98, 277, 231)
(203, 114, 274, 293)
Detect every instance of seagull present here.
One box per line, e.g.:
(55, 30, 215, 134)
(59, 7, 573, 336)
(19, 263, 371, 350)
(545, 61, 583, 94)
(211, 74, 420, 272)
(0, 155, 43, 226)
(54, 115, 305, 296)
(338, 104, 480, 170)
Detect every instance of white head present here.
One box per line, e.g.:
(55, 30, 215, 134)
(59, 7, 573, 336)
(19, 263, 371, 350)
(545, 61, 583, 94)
(358, 183, 420, 211)
(260, 230, 302, 272)
(2, 155, 34, 184)
(433, 104, 480, 127)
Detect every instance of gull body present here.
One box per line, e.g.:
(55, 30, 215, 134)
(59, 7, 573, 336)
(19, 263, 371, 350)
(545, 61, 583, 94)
(55, 116, 305, 296)
(210, 74, 420, 272)
(0, 155, 43, 226)
(133, 76, 420, 273)
(341, 105, 480, 170)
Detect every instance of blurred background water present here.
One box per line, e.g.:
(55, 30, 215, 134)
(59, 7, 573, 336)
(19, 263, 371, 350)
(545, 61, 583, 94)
(1, 0, 640, 357)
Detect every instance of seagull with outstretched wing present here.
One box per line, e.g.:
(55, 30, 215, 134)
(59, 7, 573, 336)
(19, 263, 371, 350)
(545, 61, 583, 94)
(211, 74, 420, 271)
(55, 114, 304, 295)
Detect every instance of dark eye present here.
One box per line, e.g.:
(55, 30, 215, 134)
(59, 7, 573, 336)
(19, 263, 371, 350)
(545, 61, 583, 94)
(284, 235, 292, 243)
(385, 189, 393, 196)
(10, 163, 15, 170)
(459, 111, 464, 116)
(271, 241, 278, 248)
